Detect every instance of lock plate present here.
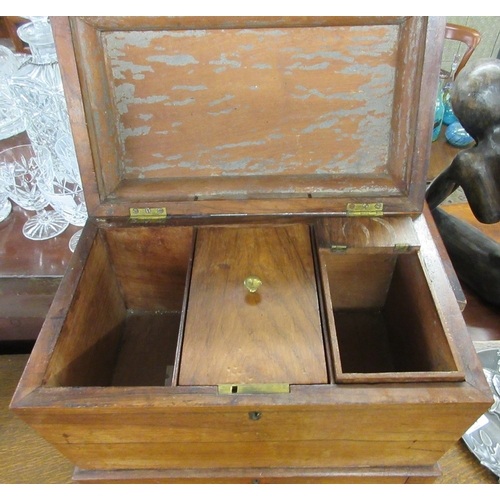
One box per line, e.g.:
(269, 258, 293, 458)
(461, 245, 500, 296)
(218, 383, 290, 395)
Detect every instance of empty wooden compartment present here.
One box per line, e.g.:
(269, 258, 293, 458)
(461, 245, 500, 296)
(316, 217, 464, 383)
(42, 223, 194, 388)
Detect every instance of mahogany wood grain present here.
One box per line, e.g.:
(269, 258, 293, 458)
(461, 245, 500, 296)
(72, 465, 439, 484)
(422, 202, 467, 311)
(315, 216, 420, 252)
(10, 399, 490, 472)
(111, 312, 181, 387)
(47, 439, 452, 472)
(101, 226, 194, 311)
(415, 207, 490, 388)
(319, 250, 462, 383)
(178, 224, 326, 386)
(384, 253, 461, 373)
(319, 251, 398, 311)
(43, 232, 127, 387)
(88, 195, 426, 219)
(9, 213, 492, 478)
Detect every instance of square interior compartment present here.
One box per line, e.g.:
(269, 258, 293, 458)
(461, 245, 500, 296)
(42, 225, 194, 388)
(318, 249, 465, 383)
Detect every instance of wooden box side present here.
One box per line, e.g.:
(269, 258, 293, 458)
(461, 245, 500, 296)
(10, 398, 491, 473)
(52, 16, 445, 217)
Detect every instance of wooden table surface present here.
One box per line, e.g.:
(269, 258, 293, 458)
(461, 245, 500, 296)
(0, 353, 498, 484)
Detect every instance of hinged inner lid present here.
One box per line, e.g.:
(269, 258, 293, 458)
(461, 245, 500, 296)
(52, 16, 444, 217)
(178, 224, 327, 386)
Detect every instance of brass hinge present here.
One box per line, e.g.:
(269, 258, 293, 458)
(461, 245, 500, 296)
(346, 202, 384, 217)
(331, 244, 348, 253)
(129, 207, 167, 222)
(218, 383, 290, 395)
(394, 243, 410, 253)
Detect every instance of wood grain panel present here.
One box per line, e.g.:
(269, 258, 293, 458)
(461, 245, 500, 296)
(18, 403, 482, 446)
(43, 233, 127, 387)
(384, 253, 461, 374)
(49, 439, 452, 471)
(72, 465, 439, 484)
(101, 226, 194, 311)
(319, 251, 397, 310)
(15, 401, 483, 472)
(178, 224, 326, 385)
(111, 311, 181, 387)
(103, 25, 397, 180)
(315, 216, 420, 251)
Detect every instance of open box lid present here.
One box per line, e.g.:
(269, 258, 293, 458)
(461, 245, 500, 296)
(51, 16, 445, 218)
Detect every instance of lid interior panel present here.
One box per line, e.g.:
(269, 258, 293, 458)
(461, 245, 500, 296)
(56, 16, 443, 215)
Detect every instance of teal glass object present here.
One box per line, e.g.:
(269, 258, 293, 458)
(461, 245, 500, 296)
(445, 121, 474, 148)
(442, 90, 458, 125)
(432, 89, 445, 141)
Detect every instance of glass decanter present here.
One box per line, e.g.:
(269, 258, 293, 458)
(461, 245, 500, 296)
(8, 16, 86, 240)
(0, 45, 25, 140)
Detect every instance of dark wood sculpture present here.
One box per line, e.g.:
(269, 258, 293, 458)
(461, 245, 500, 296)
(426, 58, 500, 306)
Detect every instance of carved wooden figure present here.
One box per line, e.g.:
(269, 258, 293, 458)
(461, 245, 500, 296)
(426, 58, 500, 305)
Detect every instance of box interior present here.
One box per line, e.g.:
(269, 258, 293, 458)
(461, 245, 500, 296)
(318, 249, 462, 383)
(43, 226, 194, 387)
(41, 221, 463, 389)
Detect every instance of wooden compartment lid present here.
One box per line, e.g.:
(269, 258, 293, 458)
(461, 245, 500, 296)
(52, 16, 445, 218)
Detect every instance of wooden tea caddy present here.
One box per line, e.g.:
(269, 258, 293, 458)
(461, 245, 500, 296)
(10, 16, 492, 483)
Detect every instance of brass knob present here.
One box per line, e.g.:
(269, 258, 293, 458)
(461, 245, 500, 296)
(244, 276, 262, 293)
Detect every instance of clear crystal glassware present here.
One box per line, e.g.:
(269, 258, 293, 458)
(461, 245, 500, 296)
(37, 145, 87, 226)
(37, 144, 87, 251)
(0, 186, 12, 223)
(0, 45, 25, 140)
(0, 144, 68, 240)
(55, 130, 82, 182)
(8, 17, 79, 179)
